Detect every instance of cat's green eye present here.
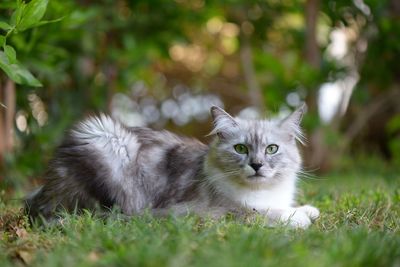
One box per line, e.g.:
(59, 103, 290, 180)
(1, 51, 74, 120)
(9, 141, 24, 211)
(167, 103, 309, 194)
(234, 144, 248, 154)
(266, 144, 279, 154)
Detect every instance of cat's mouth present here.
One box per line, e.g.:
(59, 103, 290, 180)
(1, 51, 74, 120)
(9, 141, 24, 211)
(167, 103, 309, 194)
(248, 174, 264, 178)
(246, 174, 267, 181)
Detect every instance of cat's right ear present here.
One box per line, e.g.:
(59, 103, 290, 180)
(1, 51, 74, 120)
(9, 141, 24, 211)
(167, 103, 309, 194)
(209, 106, 238, 139)
(280, 103, 307, 144)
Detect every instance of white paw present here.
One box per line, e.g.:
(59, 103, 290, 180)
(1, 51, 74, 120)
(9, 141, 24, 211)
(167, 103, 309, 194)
(297, 205, 320, 221)
(280, 208, 312, 229)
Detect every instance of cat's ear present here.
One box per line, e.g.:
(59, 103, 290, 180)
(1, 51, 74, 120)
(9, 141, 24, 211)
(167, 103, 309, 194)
(209, 106, 238, 139)
(282, 103, 307, 126)
(280, 103, 307, 144)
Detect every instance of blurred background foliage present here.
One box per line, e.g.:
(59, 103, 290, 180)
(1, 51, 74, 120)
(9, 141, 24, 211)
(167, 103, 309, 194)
(0, 0, 399, 189)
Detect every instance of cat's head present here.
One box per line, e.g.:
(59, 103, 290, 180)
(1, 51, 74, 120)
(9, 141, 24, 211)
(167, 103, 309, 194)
(207, 105, 306, 188)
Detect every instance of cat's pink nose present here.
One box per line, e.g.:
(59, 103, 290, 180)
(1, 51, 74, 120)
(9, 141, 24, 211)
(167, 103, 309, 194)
(250, 163, 263, 172)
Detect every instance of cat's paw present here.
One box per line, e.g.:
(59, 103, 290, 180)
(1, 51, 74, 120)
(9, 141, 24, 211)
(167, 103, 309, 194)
(280, 208, 312, 229)
(297, 205, 320, 221)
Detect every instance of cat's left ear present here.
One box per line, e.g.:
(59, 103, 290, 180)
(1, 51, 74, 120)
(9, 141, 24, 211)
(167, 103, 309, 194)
(280, 103, 307, 143)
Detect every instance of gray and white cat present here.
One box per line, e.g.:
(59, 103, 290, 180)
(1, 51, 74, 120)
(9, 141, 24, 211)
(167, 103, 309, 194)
(25, 104, 319, 229)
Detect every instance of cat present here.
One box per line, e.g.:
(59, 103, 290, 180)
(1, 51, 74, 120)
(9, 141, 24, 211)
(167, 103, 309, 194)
(25, 104, 319, 229)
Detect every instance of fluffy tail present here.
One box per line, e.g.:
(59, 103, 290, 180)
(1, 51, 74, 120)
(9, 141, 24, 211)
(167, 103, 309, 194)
(24, 186, 44, 219)
(24, 170, 95, 219)
(25, 114, 140, 220)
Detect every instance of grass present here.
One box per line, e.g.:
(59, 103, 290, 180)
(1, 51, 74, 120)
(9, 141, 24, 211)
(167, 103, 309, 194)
(1, 162, 400, 267)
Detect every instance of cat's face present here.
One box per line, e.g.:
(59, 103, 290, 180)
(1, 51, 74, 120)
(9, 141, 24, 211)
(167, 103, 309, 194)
(208, 105, 305, 188)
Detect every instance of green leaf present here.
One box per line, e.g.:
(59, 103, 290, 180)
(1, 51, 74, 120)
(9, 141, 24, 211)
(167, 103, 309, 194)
(31, 17, 64, 27)
(0, 36, 5, 47)
(0, 51, 42, 87)
(4, 45, 16, 63)
(0, 21, 12, 31)
(17, 0, 49, 31)
(10, 2, 26, 27)
(14, 65, 42, 87)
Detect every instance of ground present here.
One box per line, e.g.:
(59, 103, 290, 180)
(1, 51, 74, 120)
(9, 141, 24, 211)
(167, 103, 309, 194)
(1, 159, 399, 267)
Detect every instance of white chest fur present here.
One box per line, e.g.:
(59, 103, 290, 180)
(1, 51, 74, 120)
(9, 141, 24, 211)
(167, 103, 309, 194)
(232, 185, 295, 210)
(211, 176, 297, 210)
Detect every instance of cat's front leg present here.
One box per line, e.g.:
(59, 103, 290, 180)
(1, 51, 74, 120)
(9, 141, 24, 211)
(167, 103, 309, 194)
(296, 205, 320, 221)
(263, 205, 320, 229)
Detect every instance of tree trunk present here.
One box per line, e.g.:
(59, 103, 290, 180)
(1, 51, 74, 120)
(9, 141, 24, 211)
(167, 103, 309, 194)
(303, 0, 331, 171)
(240, 34, 264, 111)
(0, 78, 16, 167)
(305, 0, 320, 68)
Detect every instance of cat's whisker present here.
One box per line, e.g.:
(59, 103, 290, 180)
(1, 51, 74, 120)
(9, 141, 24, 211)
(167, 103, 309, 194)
(202, 171, 241, 183)
(297, 169, 326, 181)
(199, 171, 242, 190)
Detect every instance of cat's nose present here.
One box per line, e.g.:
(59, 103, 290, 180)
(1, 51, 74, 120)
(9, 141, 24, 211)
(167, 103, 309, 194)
(250, 163, 263, 172)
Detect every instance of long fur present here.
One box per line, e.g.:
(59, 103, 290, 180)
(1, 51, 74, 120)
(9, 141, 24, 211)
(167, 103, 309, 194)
(25, 104, 319, 228)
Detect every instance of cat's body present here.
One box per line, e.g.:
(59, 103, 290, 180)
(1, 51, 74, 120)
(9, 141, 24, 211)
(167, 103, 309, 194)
(25, 105, 319, 228)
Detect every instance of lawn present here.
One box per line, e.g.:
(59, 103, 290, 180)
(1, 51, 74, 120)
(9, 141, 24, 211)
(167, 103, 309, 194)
(1, 160, 399, 267)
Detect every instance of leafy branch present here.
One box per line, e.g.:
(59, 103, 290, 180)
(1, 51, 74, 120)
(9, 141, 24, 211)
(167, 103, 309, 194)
(0, 0, 62, 87)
